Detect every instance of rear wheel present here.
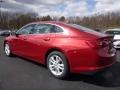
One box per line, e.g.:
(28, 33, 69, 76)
(47, 51, 69, 79)
(4, 43, 13, 57)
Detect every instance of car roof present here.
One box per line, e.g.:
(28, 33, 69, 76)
(28, 21, 71, 30)
(31, 21, 66, 26)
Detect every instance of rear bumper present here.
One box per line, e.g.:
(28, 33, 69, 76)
(71, 58, 116, 73)
(66, 48, 116, 73)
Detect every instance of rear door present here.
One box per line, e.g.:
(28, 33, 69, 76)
(29, 24, 56, 63)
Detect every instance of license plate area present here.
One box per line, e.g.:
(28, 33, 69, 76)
(98, 44, 116, 57)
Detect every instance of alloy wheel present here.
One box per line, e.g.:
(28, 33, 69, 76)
(48, 55, 64, 76)
(4, 43, 11, 56)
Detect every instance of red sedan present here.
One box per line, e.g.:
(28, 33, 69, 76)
(4, 21, 116, 79)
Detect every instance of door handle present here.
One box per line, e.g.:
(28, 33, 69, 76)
(23, 38, 27, 40)
(43, 38, 50, 41)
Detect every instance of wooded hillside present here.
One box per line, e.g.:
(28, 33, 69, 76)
(0, 12, 120, 30)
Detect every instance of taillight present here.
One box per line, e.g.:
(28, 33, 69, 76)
(86, 40, 103, 48)
(86, 38, 113, 48)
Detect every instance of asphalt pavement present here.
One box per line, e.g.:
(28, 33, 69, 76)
(0, 36, 120, 90)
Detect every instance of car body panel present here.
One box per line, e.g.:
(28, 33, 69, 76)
(5, 21, 116, 73)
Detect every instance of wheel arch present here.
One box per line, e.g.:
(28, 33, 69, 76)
(3, 40, 7, 47)
(45, 48, 70, 68)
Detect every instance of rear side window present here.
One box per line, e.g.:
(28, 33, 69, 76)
(54, 26, 63, 33)
(32, 24, 63, 34)
(33, 24, 54, 34)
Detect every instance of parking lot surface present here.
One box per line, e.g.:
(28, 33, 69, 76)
(0, 36, 120, 90)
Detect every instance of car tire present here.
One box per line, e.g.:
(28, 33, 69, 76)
(4, 42, 13, 57)
(47, 51, 69, 79)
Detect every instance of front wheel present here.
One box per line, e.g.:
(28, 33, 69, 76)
(47, 51, 69, 79)
(4, 43, 13, 57)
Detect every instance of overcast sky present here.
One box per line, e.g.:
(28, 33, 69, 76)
(1, 0, 120, 17)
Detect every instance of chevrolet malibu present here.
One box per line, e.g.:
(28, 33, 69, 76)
(4, 21, 116, 79)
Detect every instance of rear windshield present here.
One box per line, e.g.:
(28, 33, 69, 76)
(69, 24, 97, 32)
(67, 24, 105, 36)
(105, 31, 120, 35)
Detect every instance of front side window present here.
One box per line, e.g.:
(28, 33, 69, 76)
(16, 24, 35, 35)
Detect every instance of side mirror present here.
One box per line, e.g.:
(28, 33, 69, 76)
(15, 32, 21, 37)
(11, 31, 16, 35)
(11, 31, 20, 37)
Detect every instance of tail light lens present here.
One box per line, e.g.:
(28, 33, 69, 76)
(86, 37, 113, 48)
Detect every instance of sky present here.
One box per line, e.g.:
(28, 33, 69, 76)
(1, 0, 120, 17)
